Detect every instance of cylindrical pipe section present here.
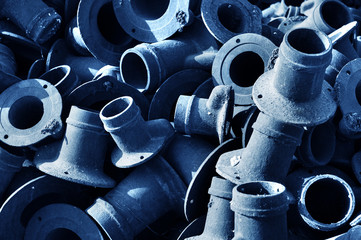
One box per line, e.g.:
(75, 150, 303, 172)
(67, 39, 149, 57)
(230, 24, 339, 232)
(0, 43, 17, 75)
(231, 181, 288, 240)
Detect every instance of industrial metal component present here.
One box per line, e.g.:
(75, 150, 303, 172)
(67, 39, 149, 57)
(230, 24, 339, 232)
(86, 156, 186, 240)
(162, 134, 215, 185)
(335, 59, 361, 139)
(65, 17, 91, 56)
(0, 0, 62, 44)
(325, 49, 349, 86)
(200, 0, 262, 44)
(296, 121, 336, 167)
(119, 19, 218, 93)
(24, 203, 104, 240)
(174, 85, 234, 143)
(77, 0, 136, 65)
(0, 43, 17, 76)
(0, 71, 22, 94)
(34, 105, 116, 188)
(178, 216, 206, 240)
(148, 69, 210, 121)
(0, 79, 63, 147)
(39, 65, 80, 98)
(253, 28, 336, 126)
(185, 177, 235, 240)
(325, 226, 361, 240)
(230, 106, 259, 147)
(47, 39, 106, 83)
(351, 151, 361, 185)
(212, 33, 276, 105)
(100, 96, 174, 168)
(112, 0, 193, 42)
(231, 181, 289, 240)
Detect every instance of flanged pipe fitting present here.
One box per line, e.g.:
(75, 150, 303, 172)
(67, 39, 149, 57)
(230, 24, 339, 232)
(253, 28, 336, 126)
(100, 96, 174, 168)
(185, 177, 235, 240)
(24, 203, 104, 240)
(77, 0, 136, 65)
(335, 59, 361, 139)
(201, 0, 262, 44)
(119, 19, 218, 93)
(34, 105, 115, 188)
(113, 0, 193, 42)
(0, 43, 17, 76)
(325, 226, 361, 240)
(0, 79, 63, 147)
(0, 0, 62, 44)
(174, 85, 234, 143)
(231, 181, 289, 240)
(86, 156, 186, 240)
(65, 17, 90, 56)
(212, 33, 276, 105)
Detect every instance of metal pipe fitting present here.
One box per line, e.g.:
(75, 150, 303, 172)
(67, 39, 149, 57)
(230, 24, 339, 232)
(325, 49, 349, 86)
(174, 85, 234, 143)
(335, 59, 361, 139)
(253, 28, 336, 126)
(34, 105, 116, 188)
(24, 203, 104, 240)
(119, 19, 218, 93)
(231, 181, 289, 240)
(113, 0, 193, 42)
(200, 0, 262, 44)
(326, 226, 361, 240)
(0, 79, 63, 147)
(212, 33, 276, 105)
(351, 151, 361, 185)
(185, 177, 235, 240)
(0, 43, 17, 76)
(286, 169, 355, 235)
(65, 17, 91, 56)
(47, 39, 106, 83)
(0, 0, 62, 44)
(39, 65, 80, 98)
(86, 156, 186, 240)
(296, 121, 336, 167)
(77, 0, 136, 65)
(216, 112, 304, 184)
(100, 96, 174, 168)
(0, 71, 22, 94)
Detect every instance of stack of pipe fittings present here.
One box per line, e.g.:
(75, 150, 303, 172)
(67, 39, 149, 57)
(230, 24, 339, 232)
(3, 0, 361, 239)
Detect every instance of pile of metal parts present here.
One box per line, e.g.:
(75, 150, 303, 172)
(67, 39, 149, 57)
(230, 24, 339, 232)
(3, 0, 361, 239)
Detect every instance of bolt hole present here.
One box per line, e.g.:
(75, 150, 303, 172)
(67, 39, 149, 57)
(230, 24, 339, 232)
(236, 39, 240, 43)
(257, 94, 263, 98)
(43, 85, 48, 89)
(140, 156, 144, 159)
(4, 135, 8, 139)
(235, 176, 241, 180)
(346, 70, 351, 75)
(64, 171, 69, 175)
(327, 88, 332, 92)
(132, 28, 136, 33)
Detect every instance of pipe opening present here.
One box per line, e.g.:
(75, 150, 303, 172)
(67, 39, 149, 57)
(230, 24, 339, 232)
(9, 96, 44, 129)
(321, 1, 351, 29)
(305, 178, 352, 224)
(121, 52, 148, 90)
(217, 4, 245, 33)
(310, 124, 334, 164)
(45, 228, 81, 240)
(102, 97, 132, 118)
(287, 29, 329, 54)
(283, 0, 303, 6)
(230, 51, 264, 87)
(131, 0, 170, 20)
(97, 2, 128, 45)
(355, 78, 361, 106)
(40, 66, 69, 86)
(237, 181, 284, 196)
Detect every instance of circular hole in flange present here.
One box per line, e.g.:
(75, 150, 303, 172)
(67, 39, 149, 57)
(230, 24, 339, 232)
(305, 178, 351, 224)
(45, 228, 81, 240)
(97, 2, 129, 45)
(121, 52, 148, 91)
(9, 96, 44, 130)
(217, 4, 245, 33)
(131, 0, 170, 20)
(321, 1, 351, 29)
(287, 28, 330, 54)
(229, 51, 264, 87)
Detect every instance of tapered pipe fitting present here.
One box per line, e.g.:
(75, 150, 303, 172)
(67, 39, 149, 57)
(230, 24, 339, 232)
(186, 177, 235, 240)
(86, 156, 186, 240)
(0, 43, 17, 76)
(119, 19, 218, 93)
(34, 106, 116, 188)
(113, 0, 193, 42)
(174, 85, 234, 143)
(216, 112, 304, 184)
(200, 0, 262, 44)
(0, 79, 63, 147)
(212, 33, 276, 105)
(231, 181, 289, 240)
(100, 96, 174, 168)
(77, 0, 136, 65)
(335, 59, 361, 139)
(0, 0, 62, 44)
(253, 28, 336, 126)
